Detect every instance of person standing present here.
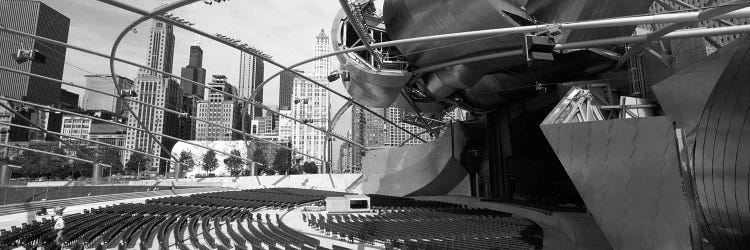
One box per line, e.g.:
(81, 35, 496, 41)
(52, 206, 66, 247)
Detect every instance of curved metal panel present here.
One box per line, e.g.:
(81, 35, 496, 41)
(693, 34, 750, 249)
(541, 117, 691, 250)
(525, 0, 655, 43)
(383, 0, 527, 67)
(331, 9, 411, 107)
(652, 40, 741, 132)
(361, 123, 468, 196)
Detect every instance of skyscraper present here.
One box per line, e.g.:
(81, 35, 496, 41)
(238, 49, 267, 117)
(384, 106, 431, 147)
(195, 75, 241, 141)
(179, 45, 207, 141)
(279, 69, 301, 111)
(0, 0, 69, 141)
(291, 29, 331, 167)
(0, 0, 69, 105)
(82, 75, 134, 114)
(351, 105, 386, 167)
(180, 45, 207, 98)
(125, 19, 182, 173)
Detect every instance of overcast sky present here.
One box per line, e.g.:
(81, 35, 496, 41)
(39, 0, 357, 165)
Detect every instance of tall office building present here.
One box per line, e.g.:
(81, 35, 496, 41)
(351, 106, 386, 167)
(0, 1, 69, 141)
(125, 19, 182, 173)
(238, 49, 267, 117)
(180, 46, 207, 97)
(179, 45, 207, 141)
(384, 106, 431, 147)
(82, 75, 134, 114)
(0, 0, 69, 105)
(291, 30, 331, 167)
(195, 75, 241, 141)
(279, 69, 301, 111)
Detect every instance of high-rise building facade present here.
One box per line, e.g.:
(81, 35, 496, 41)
(125, 19, 181, 172)
(291, 29, 331, 166)
(195, 75, 241, 141)
(279, 70, 301, 111)
(0, 0, 69, 106)
(179, 45, 207, 141)
(179, 45, 206, 98)
(351, 105, 386, 167)
(0, 1, 69, 142)
(82, 75, 134, 114)
(278, 109, 293, 142)
(238, 50, 267, 117)
(384, 106, 432, 147)
(139, 20, 174, 77)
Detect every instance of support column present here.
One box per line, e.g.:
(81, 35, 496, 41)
(251, 162, 256, 176)
(1, 165, 20, 187)
(174, 162, 183, 179)
(0, 165, 11, 187)
(92, 163, 103, 184)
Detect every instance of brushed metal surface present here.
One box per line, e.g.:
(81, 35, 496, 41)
(693, 34, 750, 249)
(652, 39, 742, 132)
(525, 0, 655, 43)
(383, 0, 526, 67)
(541, 117, 691, 250)
(331, 9, 412, 108)
(361, 123, 468, 196)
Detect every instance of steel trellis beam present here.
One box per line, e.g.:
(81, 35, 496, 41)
(96, 0, 370, 148)
(258, 7, 750, 87)
(0, 65, 321, 164)
(612, 0, 750, 69)
(102, 0, 750, 145)
(0, 97, 311, 166)
(0, 24, 365, 150)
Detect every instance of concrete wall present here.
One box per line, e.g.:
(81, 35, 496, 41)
(22, 174, 364, 193)
(128, 174, 363, 193)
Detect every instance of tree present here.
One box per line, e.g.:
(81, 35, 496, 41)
(201, 150, 219, 175)
(98, 147, 124, 176)
(176, 150, 195, 173)
(223, 149, 244, 176)
(301, 161, 318, 174)
(272, 148, 292, 174)
(125, 153, 150, 177)
(252, 143, 270, 175)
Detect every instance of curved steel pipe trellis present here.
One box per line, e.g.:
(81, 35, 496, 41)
(97, 0, 366, 150)
(0, 65, 323, 164)
(0, 97, 307, 167)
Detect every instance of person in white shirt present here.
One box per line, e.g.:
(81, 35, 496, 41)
(52, 206, 65, 246)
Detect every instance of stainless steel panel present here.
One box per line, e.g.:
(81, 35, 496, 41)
(693, 34, 750, 249)
(383, 0, 526, 67)
(525, 0, 654, 43)
(361, 123, 468, 196)
(541, 117, 692, 250)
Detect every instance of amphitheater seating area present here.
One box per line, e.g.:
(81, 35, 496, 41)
(0, 188, 543, 250)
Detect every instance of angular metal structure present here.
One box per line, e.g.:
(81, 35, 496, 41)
(540, 117, 691, 250)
